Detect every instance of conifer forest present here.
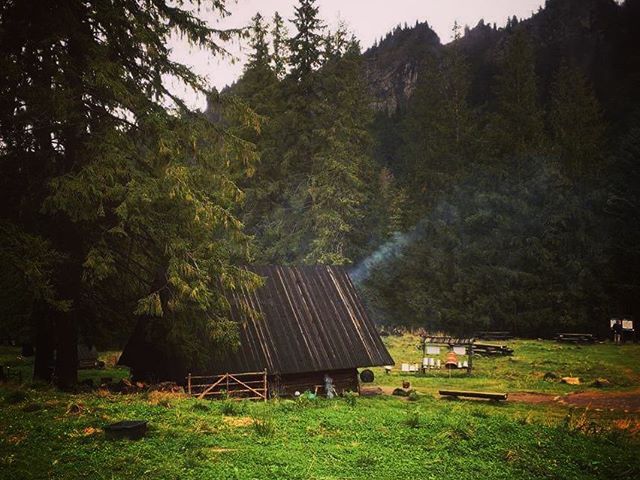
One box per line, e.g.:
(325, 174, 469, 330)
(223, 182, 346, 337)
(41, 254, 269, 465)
(1, 0, 640, 385)
(2, 2, 640, 479)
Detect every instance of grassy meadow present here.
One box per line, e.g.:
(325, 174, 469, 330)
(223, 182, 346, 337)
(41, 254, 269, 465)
(372, 335, 640, 394)
(1, 337, 639, 480)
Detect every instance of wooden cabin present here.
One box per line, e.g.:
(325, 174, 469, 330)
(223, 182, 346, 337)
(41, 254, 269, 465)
(119, 265, 394, 396)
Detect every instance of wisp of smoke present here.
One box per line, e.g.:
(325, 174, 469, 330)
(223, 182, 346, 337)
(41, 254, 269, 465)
(349, 230, 416, 284)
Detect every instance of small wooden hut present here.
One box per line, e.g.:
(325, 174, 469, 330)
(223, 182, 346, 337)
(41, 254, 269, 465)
(119, 265, 393, 396)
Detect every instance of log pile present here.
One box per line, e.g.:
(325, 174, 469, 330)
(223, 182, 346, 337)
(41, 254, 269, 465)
(473, 343, 514, 356)
(554, 333, 595, 344)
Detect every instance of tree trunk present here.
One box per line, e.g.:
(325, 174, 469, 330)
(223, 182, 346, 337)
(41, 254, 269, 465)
(54, 309, 78, 390)
(32, 302, 54, 382)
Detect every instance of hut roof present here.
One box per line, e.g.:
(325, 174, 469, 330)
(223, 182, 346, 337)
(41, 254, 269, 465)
(217, 265, 393, 375)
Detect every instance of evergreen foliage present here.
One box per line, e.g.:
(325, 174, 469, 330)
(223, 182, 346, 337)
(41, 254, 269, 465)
(361, 159, 610, 336)
(549, 62, 605, 179)
(2, 0, 639, 380)
(490, 29, 545, 160)
(0, 0, 259, 387)
(230, 2, 387, 265)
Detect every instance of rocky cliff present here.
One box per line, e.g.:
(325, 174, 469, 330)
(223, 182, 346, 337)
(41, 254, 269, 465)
(362, 0, 630, 116)
(363, 22, 442, 114)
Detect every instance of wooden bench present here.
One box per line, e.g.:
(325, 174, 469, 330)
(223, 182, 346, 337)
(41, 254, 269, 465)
(554, 333, 594, 344)
(439, 390, 508, 401)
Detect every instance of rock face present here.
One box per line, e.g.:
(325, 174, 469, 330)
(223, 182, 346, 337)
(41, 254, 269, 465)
(363, 22, 442, 114)
(361, 0, 625, 115)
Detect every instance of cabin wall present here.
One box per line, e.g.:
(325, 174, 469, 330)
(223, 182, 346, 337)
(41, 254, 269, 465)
(269, 368, 359, 397)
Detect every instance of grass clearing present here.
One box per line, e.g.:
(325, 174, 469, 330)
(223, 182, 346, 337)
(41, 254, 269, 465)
(372, 335, 640, 394)
(1, 338, 639, 479)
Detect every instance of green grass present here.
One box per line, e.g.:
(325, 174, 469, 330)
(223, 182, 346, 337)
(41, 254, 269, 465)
(372, 335, 640, 394)
(0, 387, 638, 480)
(0, 338, 639, 479)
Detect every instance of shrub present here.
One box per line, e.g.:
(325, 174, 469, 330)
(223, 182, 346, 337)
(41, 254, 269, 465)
(221, 400, 238, 416)
(404, 408, 420, 428)
(343, 391, 357, 407)
(192, 401, 210, 412)
(252, 409, 275, 437)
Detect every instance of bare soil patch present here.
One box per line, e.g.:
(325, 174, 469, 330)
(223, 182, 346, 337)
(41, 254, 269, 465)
(509, 392, 558, 404)
(560, 389, 640, 412)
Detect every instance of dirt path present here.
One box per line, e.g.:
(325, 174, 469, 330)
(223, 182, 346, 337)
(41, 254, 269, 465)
(364, 386, 640, 412)
(559, 389, 640, 412)
(508, 389, 640, 412)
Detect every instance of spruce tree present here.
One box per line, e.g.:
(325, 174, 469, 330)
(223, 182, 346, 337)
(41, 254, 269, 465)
(491, 29, 545, 162)
(288, 0, 324, 82)
(398, 26, 476, 217)
(549, 62, 605, 179)
(0, 0, 259, 387)
(305, 38, 376, 264)
(271, 12, 289, 79)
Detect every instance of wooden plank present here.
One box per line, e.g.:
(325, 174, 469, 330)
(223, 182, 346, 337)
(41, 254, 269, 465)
(189, 371, 267, 379)
(196, 375, 227, 399)
(199, 387, 265, 396)
(439, 390, 507, 401)
(227, 374, 266, 399)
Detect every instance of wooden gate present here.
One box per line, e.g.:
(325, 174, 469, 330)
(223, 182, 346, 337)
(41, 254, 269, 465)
(187, 370, 268, 401)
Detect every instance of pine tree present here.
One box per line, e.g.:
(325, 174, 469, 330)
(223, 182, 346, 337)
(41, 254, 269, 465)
(288, 0, 324, 82)
(398, 25, 476, 217)
(230, 13, 288, 264)
(549, 62, 605, 179)
(0, 0, 259, 387)
(304, 38, 376, 264)
(491, 29, 545, 162)
(271, 12, 289, 79)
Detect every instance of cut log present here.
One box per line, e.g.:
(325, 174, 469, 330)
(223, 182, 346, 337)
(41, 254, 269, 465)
(439, 390, 508, 401)
(554, 333, 595, 344)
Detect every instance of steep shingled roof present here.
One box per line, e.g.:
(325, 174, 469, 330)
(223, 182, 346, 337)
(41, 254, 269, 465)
(216, 265, 394, 375)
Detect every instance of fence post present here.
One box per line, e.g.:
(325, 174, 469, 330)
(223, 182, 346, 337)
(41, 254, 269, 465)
(187, 373, 191, 395)
(263, 369, 267, 401)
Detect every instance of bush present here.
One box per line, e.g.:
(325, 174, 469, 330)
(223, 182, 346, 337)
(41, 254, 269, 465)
(343, 391, 357, 407)
(252, 409, 275, 437)
(221, 400, 238, 416)
(192, 401, 210, 412)
(404, 408, 420, 428)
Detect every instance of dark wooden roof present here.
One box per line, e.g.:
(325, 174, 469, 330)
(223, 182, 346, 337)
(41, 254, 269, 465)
(216, 265, 394, 375)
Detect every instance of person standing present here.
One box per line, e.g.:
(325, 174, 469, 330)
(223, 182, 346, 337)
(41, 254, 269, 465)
(612, 319, 624, 345)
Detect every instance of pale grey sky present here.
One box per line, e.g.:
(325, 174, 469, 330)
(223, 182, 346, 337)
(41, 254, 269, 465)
(170, 0, 545, 110)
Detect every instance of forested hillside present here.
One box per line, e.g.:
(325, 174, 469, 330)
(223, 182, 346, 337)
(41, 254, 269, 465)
(2, 0, 640, 389)
(224, 0, 640, 336)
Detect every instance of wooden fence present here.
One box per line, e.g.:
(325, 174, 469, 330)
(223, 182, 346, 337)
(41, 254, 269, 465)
(187, 370, 268, 401)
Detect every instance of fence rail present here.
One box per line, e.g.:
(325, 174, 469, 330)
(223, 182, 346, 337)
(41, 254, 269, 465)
(186, 370, 268, 401)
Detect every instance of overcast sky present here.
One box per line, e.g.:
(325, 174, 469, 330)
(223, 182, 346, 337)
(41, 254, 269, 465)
(170, 0, 545, 110)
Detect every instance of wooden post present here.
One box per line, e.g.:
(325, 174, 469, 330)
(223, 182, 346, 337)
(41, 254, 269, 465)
(263, 369, 267, 401)
(187, 373, 191, 395)
(468, 343, 473, 376)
